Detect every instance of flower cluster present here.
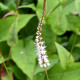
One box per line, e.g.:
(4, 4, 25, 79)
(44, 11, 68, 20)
(34, 0, 50, 68)
(35, 17, 50, 68)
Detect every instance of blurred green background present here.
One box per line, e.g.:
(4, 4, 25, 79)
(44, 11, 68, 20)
(0, 0, 80, 80)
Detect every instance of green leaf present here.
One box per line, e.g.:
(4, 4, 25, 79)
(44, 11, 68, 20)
(34, 72, 45, 80)
(60, 0, 67, 3)
(42, 25, 57, 51)
(19, 16, 38, 38)
(36, 0, 44, 19)
(48, 63, 80, 80)
(64, 1, 77, 15)
(46, 0, 59, 13)
(67, 14, 80, 33)
(75, 0, 80, 16)
(11, 40, 36, 80)
(34, 55, 59, 75)
(0, 2, 8, 11)
(67, 34, 80, 50)
(47, 6, 68, 35)
(55, 42, 74, 69)
(7, 21, 18, 46)
(52, 12, 68, 35)
(0, 16, 15, 42)
(8, 65, 27, 80)
(67, 34, 80, 61)
(0, 42, 9, 64)
(0, 14, 35, 42)
(19, 4, 36, 11)
(72, 47, 80, 61)
(7, 1, 16, 11)
(17, 14, 35, 32)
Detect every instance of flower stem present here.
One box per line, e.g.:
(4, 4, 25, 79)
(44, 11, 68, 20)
(43, 67, 49, 80)
(16, 0, 20, 13)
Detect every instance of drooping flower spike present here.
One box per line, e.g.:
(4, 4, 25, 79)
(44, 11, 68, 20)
(35, 0, 50, 68)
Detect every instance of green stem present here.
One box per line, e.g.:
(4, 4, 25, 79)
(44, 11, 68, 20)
(0, 52, 11, 80)
(67, 32, 78, 64)
(70, 33, 78, 54)
(6, 47, 12, 65)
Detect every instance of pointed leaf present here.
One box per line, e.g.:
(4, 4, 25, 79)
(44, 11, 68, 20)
(11, 40, 36, 80)
(55, 42, 74, 69)
(75, 0, 80, 16)
(7, 21, 18, 46)
(47, 6, 68, 35)
(18, 4, 36, 11)
(0, 42, 9, 64)
(0, 14, 35, 42)
(0, 2, 8, 11)
(48, 63, 80, 80)
(8, 66, 26, 80)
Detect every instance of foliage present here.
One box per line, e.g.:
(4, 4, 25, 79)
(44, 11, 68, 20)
(0, 0, 80, 80)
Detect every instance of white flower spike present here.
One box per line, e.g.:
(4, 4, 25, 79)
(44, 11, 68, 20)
(35, 0, 50, 68)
